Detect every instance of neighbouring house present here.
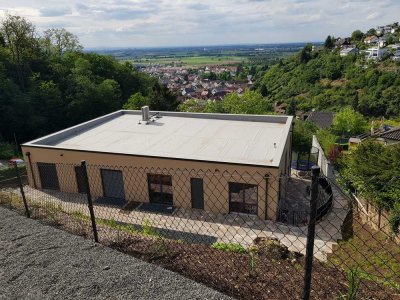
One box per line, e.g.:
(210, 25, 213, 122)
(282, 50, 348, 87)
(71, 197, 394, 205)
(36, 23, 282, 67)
(340, 47, 359, 57)
(305, 111, 334, 129)
(365, 47, 389, 61)
(335, 38, 351, 48)
(21, 108, 293, 221)
(378, 126, 400, 145)
(392, 50, 400, 61)
(364, 36, 379, 45)
(378, 37, 387, 48)
(349, 125, 400, 148)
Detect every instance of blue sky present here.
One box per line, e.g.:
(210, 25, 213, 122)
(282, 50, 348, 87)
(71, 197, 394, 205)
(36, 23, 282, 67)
(0, 0, 399, 48)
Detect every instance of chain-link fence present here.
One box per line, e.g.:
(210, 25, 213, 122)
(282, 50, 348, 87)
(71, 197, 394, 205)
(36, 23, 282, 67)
(0, 161, 399, 300)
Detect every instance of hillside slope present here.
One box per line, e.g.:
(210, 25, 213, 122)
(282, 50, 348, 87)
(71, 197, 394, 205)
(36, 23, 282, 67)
(257, 47, 400, 117)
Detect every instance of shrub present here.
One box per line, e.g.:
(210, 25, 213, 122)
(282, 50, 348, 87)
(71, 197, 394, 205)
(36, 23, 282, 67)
(211, 242, 247, 253)
(0, 142, 15, 159)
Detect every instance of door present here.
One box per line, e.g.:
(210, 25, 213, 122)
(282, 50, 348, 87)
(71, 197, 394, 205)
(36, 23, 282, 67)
(37, 162, 60, 190)
(191, 178, 204, 209)
(74, 166, 87, 193)
(101, 169, 125, 199)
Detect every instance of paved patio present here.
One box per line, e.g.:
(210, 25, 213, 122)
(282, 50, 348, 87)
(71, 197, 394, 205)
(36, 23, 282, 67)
(4, 177, 350, 261)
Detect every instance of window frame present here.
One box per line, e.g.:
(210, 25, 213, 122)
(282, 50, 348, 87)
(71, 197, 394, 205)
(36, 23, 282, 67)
(228, 182, 258, 215)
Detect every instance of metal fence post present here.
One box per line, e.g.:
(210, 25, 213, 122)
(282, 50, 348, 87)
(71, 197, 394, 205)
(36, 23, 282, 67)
(81, 160, 99, 243)
(14, 162, 30, 218)
(302, 165, 320, 300)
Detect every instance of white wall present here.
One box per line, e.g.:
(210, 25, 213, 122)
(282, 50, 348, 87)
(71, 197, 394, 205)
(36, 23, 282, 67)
(312, 135, 334, 178)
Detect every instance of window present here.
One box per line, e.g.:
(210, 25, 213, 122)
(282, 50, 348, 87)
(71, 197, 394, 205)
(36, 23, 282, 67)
(229, 182, 258, 215)
(147, 174, 173, 205)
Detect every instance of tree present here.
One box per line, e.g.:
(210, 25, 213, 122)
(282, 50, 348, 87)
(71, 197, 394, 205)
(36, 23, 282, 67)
(324, 35, 335, 49)
(0, 32, 5, 47)
(148, 83, 179, 111)
(298, 44, 312, 63)
(351, 30, 364, 41)
(0, 14, 39, 90)
(260, 84, 268, 97)
(292, 120, 318, 153)
(366, 28, 377, 36)
(332, 107, 367, 137)
(42, 28, 82, 56)
(123, 92, 150, 110)
(222, 90, 272, 114)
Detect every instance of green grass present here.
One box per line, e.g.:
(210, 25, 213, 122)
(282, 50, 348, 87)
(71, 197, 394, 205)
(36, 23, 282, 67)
(327, 213, 400, 291)
(211, 242, 247, 253)
(72, 212, 163, 238)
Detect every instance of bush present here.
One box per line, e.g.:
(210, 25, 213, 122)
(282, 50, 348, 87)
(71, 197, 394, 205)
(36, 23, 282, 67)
(0, 142, 15, 159)
(211, 242, 247, 253)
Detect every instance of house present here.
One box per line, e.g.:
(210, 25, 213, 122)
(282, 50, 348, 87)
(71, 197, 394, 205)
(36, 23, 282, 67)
(376, 26, 385, 36)
(21, 108, 293, 221)
(378, 37, 387, 48)
(365, 47, 389, 61)
(364, 36, 379, 45)
(378, 126, 400, 145)
(348, 125, 399, 148)
(393, 50, 400, 61)
(305, 111, 334, 129)
(340, 47, 359, 57)
(335, 38, 351, 48)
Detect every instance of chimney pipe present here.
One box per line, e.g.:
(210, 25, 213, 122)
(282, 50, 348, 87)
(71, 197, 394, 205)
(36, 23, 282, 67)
(141, 106, 150, 122)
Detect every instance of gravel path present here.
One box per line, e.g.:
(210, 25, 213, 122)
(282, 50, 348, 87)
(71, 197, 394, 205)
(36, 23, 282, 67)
(0, 207, 231, 300)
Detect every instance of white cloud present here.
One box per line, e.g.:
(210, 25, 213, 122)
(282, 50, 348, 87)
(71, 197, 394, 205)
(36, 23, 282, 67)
(0, 0, 399, 47)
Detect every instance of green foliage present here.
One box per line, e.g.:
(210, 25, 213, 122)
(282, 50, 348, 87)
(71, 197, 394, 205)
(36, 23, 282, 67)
(292, 120, 318, 153)
(0, 142, 15, 159)
(177, 99, 205, 112)
(123, 92, 150, 110)
(340, 141, 400, 210)
(142, 219, 160, 237)
(222, 90, 272, 114)
(388, 202, 400, 235)
(258, 50, 400, 118)
(0, 14, 176, 144)
(178, 91, 272, 115)
(351, 30, 364, 41)
(324, 35, 335, 49)
(332, 107, 368, 137)
(211, 242, 247, 253)
(340, 268, 361, 300)
(316, 129, 338, 155)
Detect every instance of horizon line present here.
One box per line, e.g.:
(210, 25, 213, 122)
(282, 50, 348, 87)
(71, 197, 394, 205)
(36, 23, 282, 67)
(84, 41, 324, 51)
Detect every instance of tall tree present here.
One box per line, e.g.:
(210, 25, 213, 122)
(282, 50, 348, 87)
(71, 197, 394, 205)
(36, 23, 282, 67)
(0, 14, 39, 90)
(42, 28, 82, 56)
(324, 35, 335, 49)
(351, 30, 364, 41)
(332, 107, 367, 137)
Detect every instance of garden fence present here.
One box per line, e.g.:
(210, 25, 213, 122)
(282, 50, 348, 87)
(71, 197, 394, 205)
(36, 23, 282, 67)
(0, 161, 399, 300)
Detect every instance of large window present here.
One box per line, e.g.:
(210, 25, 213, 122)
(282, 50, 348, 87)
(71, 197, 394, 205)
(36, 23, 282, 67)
(229, 182, 258, 215)
(147, 174, 173, 205)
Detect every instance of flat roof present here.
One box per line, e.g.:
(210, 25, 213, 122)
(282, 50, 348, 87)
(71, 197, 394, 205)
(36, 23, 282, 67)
(23, 110, 293, 167)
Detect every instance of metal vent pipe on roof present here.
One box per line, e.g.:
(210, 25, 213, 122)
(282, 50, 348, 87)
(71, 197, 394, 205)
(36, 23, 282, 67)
(141, 106, 150, 122)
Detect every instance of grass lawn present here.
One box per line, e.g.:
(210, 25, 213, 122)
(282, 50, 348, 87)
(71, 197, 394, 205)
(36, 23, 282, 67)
(327, 211, 400, 291)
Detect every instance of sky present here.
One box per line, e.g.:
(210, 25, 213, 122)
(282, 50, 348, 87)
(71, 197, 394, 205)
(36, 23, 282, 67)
(0, 0, 399, 48)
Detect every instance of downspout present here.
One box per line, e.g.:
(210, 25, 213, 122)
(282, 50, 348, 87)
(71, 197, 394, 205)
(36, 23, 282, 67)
(26, 152, 37, 188)
(264, 173, 270, 221)
(289, 121, 294, 179)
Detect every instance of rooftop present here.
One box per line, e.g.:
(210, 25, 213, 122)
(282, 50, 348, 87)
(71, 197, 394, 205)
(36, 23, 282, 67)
(23, 110, 293, 167)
